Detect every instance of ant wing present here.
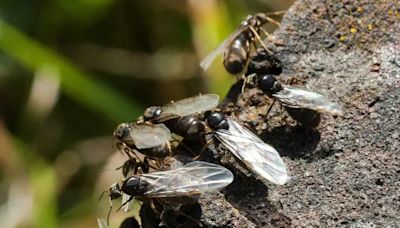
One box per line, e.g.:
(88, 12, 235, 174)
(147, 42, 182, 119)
(273, 86, 343, 117)
(97, 218, 108, 228)
(215, 118, 289, 185)
(155, 94, 220, 122)
(131, 123, 171, 149)
(200, 26, 250, 71)
(140, 161, 233, 197)
(121, 193, 134, 212)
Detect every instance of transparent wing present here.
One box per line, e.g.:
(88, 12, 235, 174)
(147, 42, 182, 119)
(97, 218, 108, 228)
(139, 161, 233, 197)
(215, 119, 289, 185)
(130, 123, 171, 149)
(155, 94, 220, 122)
(273, 86, 343, 117)
(200, 26, 250, 71)
(121, 193, 134, 212)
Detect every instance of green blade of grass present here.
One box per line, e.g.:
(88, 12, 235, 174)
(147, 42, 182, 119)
(11, 136, 58, 228)
(30, 162, 58, 228)
(0, 18, 141, 123)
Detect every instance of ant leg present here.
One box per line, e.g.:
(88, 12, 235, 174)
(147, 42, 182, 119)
(115, 163, 125, 171)
(192, 138, 213, 161)
(285, 76, 303, 86)
(265, 98, 276, 118)
(137, 166, 144, 174)
(174, 210, 203, 227)
(249, 26, 273, 55)
(131, 150, 144, 163)
(149, 199, 161, 214)
(98, 190, 108, 201)
(141, 157, 152, 172)
(241, 73, 258, 94)
(260, 27, 271, 39)
(148, 158, 166, 170)
(279, 103, 291, 126)
(259, 27, 285, 47)
(120, 158, 138, 177)
(120, 144, 144, 164)
(235, 74, 242, 82)
(180, 142, 199, 157)
(241, 74, 249, 94)
(116, 195, 134, 212)
(265, 10, 286, 16)
(149, 160, 160, 170)
(264, 15, 281, 27)
(155, 160, 164, 170)
(140, 157, 159, 170)
(285, 76, 294, 85)
(143, 157, 160, 170)
(241, 77, 247, 94)
(131, 160, 139, 176)
(116, 142, 132, 157)
(171, 135, 199, 158)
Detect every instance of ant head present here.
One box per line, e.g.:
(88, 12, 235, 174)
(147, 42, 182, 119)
(121, 176, 149, 196)
(113, 123, 136, 150)
(258, 74, 282, 94)
(113, 123, 130, 140)
(98, 182, 122, 203)
(121, 158, 149, 177)
(99, 182, 124, 226)
(143, 106, 162, 122)
(205, 111, 229, 130)
(255, 13, 268, 24)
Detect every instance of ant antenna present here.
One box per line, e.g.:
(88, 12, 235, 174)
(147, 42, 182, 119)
(98, 190, 108, 201)
(106, 197, 113, 226)
(116, 195, 134, 212)
(98, 189, 113, 226)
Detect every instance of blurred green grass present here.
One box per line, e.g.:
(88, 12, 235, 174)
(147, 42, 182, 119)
(0, 19, 142, 123)
(0, 0, 293, 227)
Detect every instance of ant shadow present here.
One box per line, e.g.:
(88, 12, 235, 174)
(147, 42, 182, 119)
(222, 166, 291, 226)
(260, 124, 340, 162)
(223, 79, 244, 105)
(140, 200, 202, 228)
(119, 216, 140, 228)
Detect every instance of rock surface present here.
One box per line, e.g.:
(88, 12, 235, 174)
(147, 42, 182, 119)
(202, 0, 400, 227)
(142, 0, 400, 227)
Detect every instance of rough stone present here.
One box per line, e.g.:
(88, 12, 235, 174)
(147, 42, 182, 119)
(142, 0, 400, 227)
(201, 0, 400, 227)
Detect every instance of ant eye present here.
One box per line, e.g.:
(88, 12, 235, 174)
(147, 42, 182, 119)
(207, 112, 227, 130)
(218, 120, 229, 130)
(143, 106, 161, 121)
(258, 74, 275, 92)
(114, 123, 130, 139)
(258, 74, 282, 94)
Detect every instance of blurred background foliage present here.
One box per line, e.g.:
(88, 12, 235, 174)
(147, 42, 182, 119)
(0, 0, 294, 227)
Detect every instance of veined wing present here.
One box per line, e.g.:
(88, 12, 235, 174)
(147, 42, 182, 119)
(139, 161, 233, 197)
(121, 193, 134, 212)
(215, 118, 289, 185)
(273, 86, 343, 117)
(200, 26, 250, 71)
(155, 94, 220, 122)
(130, 123, 171, 149)
(218, 118, 264, 143)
